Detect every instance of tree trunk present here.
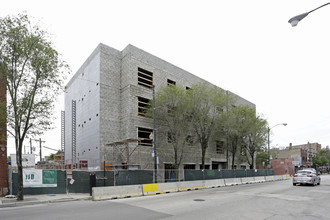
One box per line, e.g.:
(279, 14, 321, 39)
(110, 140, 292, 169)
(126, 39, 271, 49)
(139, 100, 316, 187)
(16, 139, 24, 200)
(201, 142, 207, 170)
(250, 155, 254, 169)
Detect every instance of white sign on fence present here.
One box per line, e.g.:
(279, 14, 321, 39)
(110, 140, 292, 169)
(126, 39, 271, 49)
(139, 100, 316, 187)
(23, 169, 57, 188)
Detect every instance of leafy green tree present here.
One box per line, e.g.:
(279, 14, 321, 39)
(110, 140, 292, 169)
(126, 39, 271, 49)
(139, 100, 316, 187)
(150, 85, 192, 179)
(187, 83, 230, 169)
(0, 13, 69, 200)
(313, 149, 329, 167)
(47, 153, 55, 161)
(240, 108, 268, 169)
(256, 151, 268, 168)
(225, 105, 248, 169)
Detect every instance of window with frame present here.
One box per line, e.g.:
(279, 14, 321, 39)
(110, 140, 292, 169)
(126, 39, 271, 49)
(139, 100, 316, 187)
(240, 146, 246, 156)
(138, 67, 153, 88)
(138, 127, 153, 146)
(216, 141, 225, 154)
(167, 79, 176, 86)
(137, 96, 150, 117)
(186, 135, 193, 145)
(167, 104, 177, 116)
(168, 132, 176, 143)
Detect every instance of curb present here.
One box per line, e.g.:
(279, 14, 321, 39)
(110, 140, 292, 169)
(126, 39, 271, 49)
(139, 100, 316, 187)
(0, 196, 92, 208)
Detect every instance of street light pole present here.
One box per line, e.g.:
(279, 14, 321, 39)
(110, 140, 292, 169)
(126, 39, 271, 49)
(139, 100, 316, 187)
(152, 85, 157, 183)
(288, 2, 330, 27)
(267, 123, 287, 168)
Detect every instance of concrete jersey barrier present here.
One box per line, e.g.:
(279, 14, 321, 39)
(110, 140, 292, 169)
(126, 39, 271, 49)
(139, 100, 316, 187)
(93, 175, 286, 201)
(93, 185, 143, 201)
(224, 178, 242, 186)
(241, 177, 255, 184)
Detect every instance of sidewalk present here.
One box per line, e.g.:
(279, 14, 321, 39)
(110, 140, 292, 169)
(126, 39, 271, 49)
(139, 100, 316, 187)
(0, 193, 91, 208)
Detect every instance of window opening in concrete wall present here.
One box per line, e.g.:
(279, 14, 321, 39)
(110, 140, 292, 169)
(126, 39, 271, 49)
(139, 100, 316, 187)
(211, 162, 219, 170)
(240, 146, 246, 156)
(138, 127, 153, 146)
(138, 67, 153, 88)
(138, 96, 150, 117)
(168, 132, 176, 143)
(167, 79, 176, 86)
(216, 141, 225, 154)
(201, 164, 210, 170)
(184, 164, 196, 170)
(167, 105, 176, 116)
(186, 135, 193, 145)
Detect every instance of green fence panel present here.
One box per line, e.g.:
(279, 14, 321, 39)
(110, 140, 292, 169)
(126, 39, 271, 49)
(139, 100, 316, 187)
(115, 170, 153, 186)
(221, 170, 235, 178)
(184, 170, 204, 181)
(235, 170, 247, 178)
(246, 169, 255, 177)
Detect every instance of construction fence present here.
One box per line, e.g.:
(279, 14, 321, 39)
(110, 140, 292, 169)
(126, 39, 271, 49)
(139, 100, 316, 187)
(9, 168, 274, 195)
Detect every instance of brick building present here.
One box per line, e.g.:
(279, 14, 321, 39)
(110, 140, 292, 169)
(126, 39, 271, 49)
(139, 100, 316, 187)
(271, 142, 321, 174)
(271, 158, 295, 176)
(0, 69, 8, 196)
(64, 44, 255, 180)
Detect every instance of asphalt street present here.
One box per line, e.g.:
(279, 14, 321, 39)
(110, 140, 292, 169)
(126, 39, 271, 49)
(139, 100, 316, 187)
(2, 175, 330, 220)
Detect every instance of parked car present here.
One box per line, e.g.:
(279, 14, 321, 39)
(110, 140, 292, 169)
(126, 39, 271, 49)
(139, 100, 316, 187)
(293, 169, 321, 186)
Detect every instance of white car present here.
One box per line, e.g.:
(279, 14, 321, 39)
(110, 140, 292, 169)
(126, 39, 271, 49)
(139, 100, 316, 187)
(293, 169, 321, 186)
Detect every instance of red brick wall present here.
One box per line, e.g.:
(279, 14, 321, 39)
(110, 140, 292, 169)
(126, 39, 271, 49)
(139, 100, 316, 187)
(271, 158, 294, 176)
(0, 73, 8, 196)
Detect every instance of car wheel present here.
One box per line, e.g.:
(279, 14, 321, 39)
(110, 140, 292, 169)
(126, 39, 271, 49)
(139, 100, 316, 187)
(318, 180, 320, 185)
(293, 183, 296, 186)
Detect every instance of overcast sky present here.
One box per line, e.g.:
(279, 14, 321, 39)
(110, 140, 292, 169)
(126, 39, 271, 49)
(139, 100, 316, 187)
(3, 0, 330, 157)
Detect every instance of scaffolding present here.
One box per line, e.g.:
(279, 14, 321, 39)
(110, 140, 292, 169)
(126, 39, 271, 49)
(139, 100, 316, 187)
(61, 110, 65, 169)
(106, 138, 144, 170)
(71, 100, 77, 169)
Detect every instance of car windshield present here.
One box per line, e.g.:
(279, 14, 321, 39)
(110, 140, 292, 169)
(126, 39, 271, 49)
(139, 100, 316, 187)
(297, 171, 312, 175)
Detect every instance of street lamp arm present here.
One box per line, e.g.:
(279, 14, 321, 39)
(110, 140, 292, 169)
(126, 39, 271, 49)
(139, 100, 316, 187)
(308, 2, 330, 13)
(288, 2, 330, 27)
(267, 123, 287, 168)
(269, 123, 287, 130)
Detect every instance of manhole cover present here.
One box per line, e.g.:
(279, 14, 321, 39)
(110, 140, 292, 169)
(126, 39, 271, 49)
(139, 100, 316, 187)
(193, 199, 205, 202)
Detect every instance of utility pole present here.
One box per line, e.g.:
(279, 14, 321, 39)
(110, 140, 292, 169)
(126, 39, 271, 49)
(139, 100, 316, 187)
(31, 138, 45, 161)
(152, 85, 157, 183)
(30, 138, 32, 154)
(39, 138, 42, 161)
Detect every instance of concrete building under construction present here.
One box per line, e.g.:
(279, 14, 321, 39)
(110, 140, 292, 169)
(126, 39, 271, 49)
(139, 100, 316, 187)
(64, 44, 255, 180)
